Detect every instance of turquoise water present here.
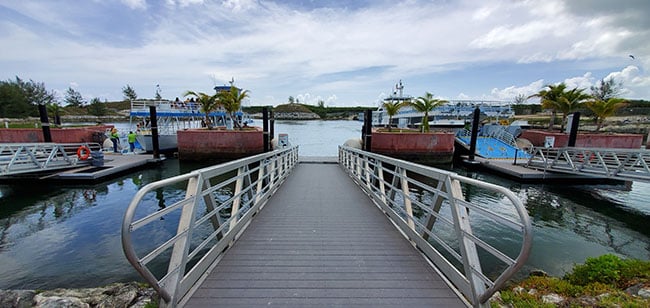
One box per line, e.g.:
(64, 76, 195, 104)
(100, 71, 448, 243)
(0, 120, 648, 289)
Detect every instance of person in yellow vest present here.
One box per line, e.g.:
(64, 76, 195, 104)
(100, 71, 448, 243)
(110, 128, 119, 153)
(127, 131, 137, 152)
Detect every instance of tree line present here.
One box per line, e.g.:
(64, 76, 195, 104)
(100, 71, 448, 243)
(0, 77, 141, 122)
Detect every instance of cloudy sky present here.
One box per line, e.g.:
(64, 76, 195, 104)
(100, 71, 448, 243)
(1, 0, 648, 107)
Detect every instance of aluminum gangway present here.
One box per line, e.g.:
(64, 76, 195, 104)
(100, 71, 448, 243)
(525, 146, 650, 183)
(0, 142, 102, 176)
(122, 145, 532, 307)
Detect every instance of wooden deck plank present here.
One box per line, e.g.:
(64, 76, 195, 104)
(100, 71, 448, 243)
(184, 163, 466, 307)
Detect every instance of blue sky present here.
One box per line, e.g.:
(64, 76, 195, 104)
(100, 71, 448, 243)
(1, 0, 648, 107)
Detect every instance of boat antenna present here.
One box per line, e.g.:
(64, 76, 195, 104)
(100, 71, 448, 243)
(396, 80, 404, 97)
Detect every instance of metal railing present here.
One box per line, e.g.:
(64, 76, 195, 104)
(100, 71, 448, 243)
(339, 146, 533, 307)
(0, 143, 101, 175)
(121, 146, 299, 307)
(526, 146, 650, 182)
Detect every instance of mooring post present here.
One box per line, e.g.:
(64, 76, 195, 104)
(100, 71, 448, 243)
(262, 107, 269, 152)
(38, 104, 52, 142)
(468, 107, 480, 161)
(149, 106, 160, 159)
(269, 109, 275, 144)
(567, 112, 580, 147)
(363, 109, 372, 151)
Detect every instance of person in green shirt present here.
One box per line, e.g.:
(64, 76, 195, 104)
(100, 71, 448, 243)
(127, 131, 137, 152)
(110, 128, 119, 153)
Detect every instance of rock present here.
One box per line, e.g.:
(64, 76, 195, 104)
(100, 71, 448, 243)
(512, 286, 525, 294)
(489, 291, 502, 302)
(576, 295, 598, 306)
(527, 288, 537, 295)
(625, 283, 650, 298)
(528, 269, 548, 277)
(0, 290, 36, 308)
(1, 282, 155, 308)
(34, 294, 90, 308)
(542, 293, 564, 305)
(639, 287, 650, 299)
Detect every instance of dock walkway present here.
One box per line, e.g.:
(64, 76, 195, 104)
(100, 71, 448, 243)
(185, 162, 466, 307)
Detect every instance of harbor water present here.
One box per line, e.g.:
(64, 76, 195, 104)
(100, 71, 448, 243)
(0, 120, 649, 290)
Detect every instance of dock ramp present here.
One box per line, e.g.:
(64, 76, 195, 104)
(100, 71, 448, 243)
(122, 146, 532, 307)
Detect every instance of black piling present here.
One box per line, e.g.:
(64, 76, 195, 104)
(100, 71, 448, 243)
(262, 107, 269, 152)
(270, 110, 275, 144)
(567, 112, 580, 147)
(149, 106, 160, 159)
(362, 109, 372, 151)
(468, 107, 480, 161)
(38, 104, 52, 142)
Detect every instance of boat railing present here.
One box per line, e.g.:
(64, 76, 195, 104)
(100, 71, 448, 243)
(121, 146, 299, 307)
(339, 145, 533, 307)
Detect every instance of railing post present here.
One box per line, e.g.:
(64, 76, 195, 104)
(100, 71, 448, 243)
(162, 174, 202, 306)
(446, 177, 486, 306)
(399, 168, 415, 231)
(377, 161, 387, 206)
(229, 167, 246, 231)
(255, 159, 267, 206)
(364, 157, 372, 190)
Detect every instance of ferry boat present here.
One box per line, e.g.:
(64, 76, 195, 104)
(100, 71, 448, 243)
(373, 81, 515, 130)
(130, 100, 250, 152)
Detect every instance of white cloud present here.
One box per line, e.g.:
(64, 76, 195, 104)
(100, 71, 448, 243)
(121, 0, 146, 10)
(605, 66, 650, 99)
(563, 72, 593, 90)
(1, 0, 649, 106)
(489, 79, 545, 101)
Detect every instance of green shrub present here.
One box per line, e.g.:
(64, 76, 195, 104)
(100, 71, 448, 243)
(564, 254, 623, 286)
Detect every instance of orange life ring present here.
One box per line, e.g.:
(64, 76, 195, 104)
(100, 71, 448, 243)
(77, 146, 91, 160)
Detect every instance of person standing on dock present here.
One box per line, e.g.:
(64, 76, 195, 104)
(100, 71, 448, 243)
(110, 128, 119, 153)
(127, 131, 137, 152)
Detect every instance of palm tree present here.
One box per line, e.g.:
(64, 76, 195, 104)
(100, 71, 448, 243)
(184, 91, 219, 129)
(585, 98, 628, 131)
(381, 99, 406, 132)
(46, 102, 63, 127)
(556, 87, 591, 131)
(217, 86, 250, 130)
(410, 92, 447, 133)
(529, 83, 567, 131)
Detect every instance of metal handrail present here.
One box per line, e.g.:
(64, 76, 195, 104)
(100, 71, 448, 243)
(526, 146, 650, 182)
(121, 146, 299, 307)
(0, 142, 101, 175)
(338, 146, 532, 307)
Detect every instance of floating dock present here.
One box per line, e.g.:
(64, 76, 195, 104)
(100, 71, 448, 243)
(462, 156, 620, 183)
(0, 152, 162, 183)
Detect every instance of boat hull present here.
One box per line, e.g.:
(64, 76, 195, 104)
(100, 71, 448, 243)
(136, 134, 178, 152)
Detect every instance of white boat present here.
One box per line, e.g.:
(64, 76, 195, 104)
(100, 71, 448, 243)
(373, 81, 515, 130)
(130, 100, 249, 152)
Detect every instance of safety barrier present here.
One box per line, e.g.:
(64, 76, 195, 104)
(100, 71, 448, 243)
(0, 142, 101, 175)
(339, 145, 533, 307)
(121, 146, 299, 307)
(526, 146, 650, 183)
